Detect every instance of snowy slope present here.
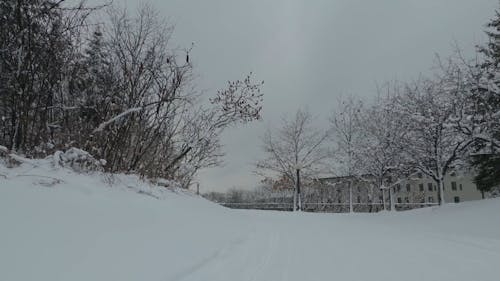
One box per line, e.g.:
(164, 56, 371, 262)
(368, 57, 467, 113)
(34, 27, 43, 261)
(1, 161, 500, 281)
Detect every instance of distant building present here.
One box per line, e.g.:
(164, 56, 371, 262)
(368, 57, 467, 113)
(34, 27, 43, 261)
(392, 172, 483, 205)
(315, 172, 484, 212)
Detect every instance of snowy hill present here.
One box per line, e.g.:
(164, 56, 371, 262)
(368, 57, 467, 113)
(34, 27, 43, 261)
(1, 160, 500, 281)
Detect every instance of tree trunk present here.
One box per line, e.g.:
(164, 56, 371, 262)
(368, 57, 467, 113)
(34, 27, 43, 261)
(349, 181, 353, 213)
(438, 179, 446, 205)
(293, 180, 297, 212)
(295, 168, 302, 211)
(389, 187, 395, 212)
(382, 188, 386, 211)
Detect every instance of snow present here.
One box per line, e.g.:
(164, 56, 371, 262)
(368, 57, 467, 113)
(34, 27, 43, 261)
(92, 107, 142, 133)
(52, 148, 104, 171)
(1, 160, 500, 281)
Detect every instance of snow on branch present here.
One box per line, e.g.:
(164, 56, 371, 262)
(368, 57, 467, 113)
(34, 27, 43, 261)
(93, 107, 142, 133)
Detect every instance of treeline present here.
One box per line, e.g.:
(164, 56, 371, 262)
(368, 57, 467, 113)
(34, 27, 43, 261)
(327, 11, 500, 201)
(255, 8, 500, 208)
(203, 181, 403, 213)
(0, 1, 263, 187)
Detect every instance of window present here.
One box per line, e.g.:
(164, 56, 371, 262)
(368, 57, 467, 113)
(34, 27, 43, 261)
(419, 184, 424, 191)
(418, 173, 423, 178)
(428, 196, 434, 203)
(428, 183, 433, 191)
(406, 184, 411, 192)
(459, 184, 463, 191)
(404, 197, 409, 203)
(454, 196, 460, 203)
(396, 184, 401, 192)
(451, 181, 457, 191)
(357, 196, 361, 203)
(397, 197, 402, 203)
(450, 171, 456, 177)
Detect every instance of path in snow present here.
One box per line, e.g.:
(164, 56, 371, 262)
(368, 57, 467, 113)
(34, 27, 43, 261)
(170, 208, 500, 281)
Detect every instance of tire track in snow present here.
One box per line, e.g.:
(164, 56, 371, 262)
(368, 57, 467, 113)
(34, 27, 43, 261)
(169, 234, 251, 281)
(428, 234, 500, 256)
(280, 233, 292, 281)
(247, 229, 280, 281)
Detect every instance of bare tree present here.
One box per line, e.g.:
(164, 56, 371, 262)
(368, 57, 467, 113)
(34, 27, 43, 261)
(329, 96, 365, 213)
(0, 0, 96, 154)
(0, 2, 264, 188)
(357, 85, 411, 211)
(256, 109, 329, 211)
(83, 5, 263, 185)
(392, 72, 474, 205)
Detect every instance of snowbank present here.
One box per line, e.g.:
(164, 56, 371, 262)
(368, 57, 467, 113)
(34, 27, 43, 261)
(0, 157, 251, 281)
(1, 157, 499, 281)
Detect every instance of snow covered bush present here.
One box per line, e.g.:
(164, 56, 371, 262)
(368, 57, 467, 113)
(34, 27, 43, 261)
(0, 145, 9, 167)
(0, 145, 23, 168)
(154, 178, 183, 190)
(0, 145, 8, 158)
(52, 148, 105, 173)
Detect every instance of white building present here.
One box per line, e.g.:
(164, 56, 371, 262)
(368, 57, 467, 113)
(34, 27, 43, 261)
(316, 172, 484, 212)
(393, 172, 483, 205)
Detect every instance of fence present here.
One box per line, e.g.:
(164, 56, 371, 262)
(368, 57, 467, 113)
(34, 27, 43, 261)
(218, 202, 439, 213)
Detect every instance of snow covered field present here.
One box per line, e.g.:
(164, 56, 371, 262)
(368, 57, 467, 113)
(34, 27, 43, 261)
(1, 162, 500, 281)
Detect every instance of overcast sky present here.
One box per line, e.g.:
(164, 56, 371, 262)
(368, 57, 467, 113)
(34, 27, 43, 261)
(117, 0, 497, 192)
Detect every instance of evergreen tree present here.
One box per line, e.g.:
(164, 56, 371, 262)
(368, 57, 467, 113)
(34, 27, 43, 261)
(66, 27, 119, 153)
(479, 10, 500, 69)
(471, 8, 500, 193)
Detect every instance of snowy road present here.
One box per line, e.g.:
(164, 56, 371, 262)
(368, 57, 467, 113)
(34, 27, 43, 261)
(171, 209, 500, 281)
(1, 170, 500, 281)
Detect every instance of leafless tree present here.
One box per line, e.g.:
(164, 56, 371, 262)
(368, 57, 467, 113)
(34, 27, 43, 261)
(357, 84, 413, 211)
(329, 96, 366, 212)
(0, 1, 264, 187)
(0, 0, 97, 154)
(256, 109, 329, 211)
(391, 72, 474, 205)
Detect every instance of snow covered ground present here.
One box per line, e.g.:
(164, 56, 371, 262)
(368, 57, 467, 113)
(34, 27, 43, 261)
(1, 161, 500, 281)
